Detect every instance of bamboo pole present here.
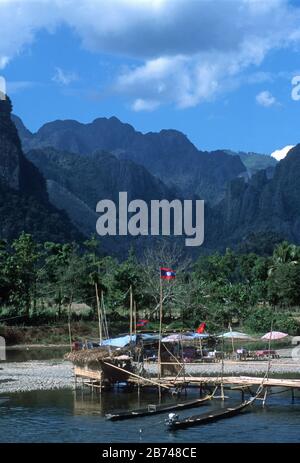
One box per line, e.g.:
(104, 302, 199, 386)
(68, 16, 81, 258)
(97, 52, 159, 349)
(220, 334, 225, 400)
(129, 285, 133, 343)
(95, 283, 102, 345)
(157, 276, 163, 400)
(133, 300, 137, 336)
(67, 290, 73, 352)
(229, 323, 235, 355)
(158, 276, 163, 380)
(262, 321, 273, 406)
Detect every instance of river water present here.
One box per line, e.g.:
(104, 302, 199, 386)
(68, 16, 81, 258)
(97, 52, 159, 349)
(1, 387, 300, 442)
(0, 348, 299, 443)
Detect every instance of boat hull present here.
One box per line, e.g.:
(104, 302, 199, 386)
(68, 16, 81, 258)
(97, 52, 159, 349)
(166, 400, 253, 430)
(106, 395, 212, 421)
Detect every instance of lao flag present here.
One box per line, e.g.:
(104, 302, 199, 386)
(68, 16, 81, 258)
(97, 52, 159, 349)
(196, 322, 206, 334)
(160, 267, 176, 280)
(136, 319, 149, 327)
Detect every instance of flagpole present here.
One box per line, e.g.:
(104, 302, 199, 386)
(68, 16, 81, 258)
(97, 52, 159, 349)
(158, 272, 163, 389)
(95, 283, 102, 345)
(229, 323, 234, 355)
(133, 300, 137, 336)
(129, 285, 133, 344)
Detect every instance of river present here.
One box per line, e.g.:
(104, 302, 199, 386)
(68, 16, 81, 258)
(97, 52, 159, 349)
(0, 348, 299, 443)
(1, 384, 300, 442)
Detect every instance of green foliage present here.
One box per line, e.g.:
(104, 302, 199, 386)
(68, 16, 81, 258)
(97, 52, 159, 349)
(268, 263, 300, 307)
(244, 307, 299, 335)
(0, 234, 300, 339)
(192, 243, 300, 330)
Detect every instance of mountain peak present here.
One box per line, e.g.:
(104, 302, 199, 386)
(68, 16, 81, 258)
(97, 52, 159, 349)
(0, 95, 12, 115)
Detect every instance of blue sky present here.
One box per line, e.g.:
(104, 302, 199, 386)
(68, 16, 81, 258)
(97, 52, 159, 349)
(1, 0, 300, 154)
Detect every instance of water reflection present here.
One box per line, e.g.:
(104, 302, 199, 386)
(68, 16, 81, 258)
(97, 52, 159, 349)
(72, 387, 180, 416)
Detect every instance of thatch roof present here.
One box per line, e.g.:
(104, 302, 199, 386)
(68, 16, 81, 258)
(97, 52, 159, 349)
(65, 346, 129, 367)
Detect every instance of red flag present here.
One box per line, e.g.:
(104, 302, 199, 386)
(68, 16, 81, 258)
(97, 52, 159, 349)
(196, 322, 206, 334)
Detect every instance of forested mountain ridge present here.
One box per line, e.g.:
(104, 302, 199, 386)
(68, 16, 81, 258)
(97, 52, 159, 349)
(13, 114, 246, 204)
(218, 145, 300, 246)
(25, 146, 177, 239)
(9, 107, 300, 254)
(0, 97, 82, 242)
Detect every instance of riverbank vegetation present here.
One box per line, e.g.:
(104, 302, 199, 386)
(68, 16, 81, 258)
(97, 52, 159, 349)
(0, 233, 300, 344)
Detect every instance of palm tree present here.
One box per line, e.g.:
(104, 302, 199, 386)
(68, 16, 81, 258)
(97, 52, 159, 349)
(268, 241, 300, 276)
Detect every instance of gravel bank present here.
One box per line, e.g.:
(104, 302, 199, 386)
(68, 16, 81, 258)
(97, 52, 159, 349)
(144, 357, 300, 377)
(0, 360, 74, 393)
(1, 354, 299, 395)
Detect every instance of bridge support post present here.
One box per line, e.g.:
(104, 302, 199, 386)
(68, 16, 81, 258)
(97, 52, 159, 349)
(262, 387, 268, 406)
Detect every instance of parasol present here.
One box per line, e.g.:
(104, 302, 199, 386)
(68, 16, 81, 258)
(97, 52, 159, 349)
(261, 331, 288, 340)
(161, 334, 193, 343)
(218, 331, 254, 340)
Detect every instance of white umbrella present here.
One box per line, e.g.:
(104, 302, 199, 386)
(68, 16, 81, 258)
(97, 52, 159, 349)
(161, 334, 192, 343)
(218, 331, 254, 340)
(188, 333, 210, 339)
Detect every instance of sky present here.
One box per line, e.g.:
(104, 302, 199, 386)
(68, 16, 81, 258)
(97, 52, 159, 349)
(1, 0, 300, 154)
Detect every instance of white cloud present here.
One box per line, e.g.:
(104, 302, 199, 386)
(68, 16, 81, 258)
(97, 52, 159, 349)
(52, 67, 78, 86)
(256, 90, 278, 107)
(271, 145, 295, 161)
(0, 56, 9, 69)
(116, 54, 237, 109)
(0, 1, 60, 70)
(0, 75, 6, 100)
(1, 0, 300, 109)
(132, 98, 160, 112)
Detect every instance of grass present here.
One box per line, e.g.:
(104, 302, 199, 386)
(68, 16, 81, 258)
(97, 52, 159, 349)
(0, 321, 102, 346)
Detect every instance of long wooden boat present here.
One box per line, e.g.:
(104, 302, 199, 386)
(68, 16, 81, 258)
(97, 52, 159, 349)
(106, 394, 212, 421)
(165, 397, 255, 430)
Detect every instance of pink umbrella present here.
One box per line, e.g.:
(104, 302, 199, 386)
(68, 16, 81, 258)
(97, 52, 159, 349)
(261, 331, 288, 340)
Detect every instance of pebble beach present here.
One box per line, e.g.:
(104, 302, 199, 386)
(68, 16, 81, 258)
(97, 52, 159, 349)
(0, 348, 299, 394)
(0, 360, 74, 394)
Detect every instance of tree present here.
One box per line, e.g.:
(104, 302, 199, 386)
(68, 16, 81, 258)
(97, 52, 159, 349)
(140, 242, 192, 320)
(39, 242, 74, 318)
(8, 233, 41, 317)
(0, 240, 10, 305)
(268, 262, 300, 307)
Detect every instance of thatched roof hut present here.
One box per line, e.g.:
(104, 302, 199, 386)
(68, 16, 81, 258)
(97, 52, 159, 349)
(65, 346, 130, 369)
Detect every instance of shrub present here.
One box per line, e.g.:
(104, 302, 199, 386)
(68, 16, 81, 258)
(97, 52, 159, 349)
(244, 307, 300, 335)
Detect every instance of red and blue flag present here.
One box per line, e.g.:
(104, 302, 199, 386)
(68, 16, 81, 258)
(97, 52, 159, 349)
(160, 267, 176, 280)
(136, 319, 149, 327)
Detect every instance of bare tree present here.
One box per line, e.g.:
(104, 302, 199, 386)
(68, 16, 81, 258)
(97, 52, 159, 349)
(141, 241, 192, 320)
